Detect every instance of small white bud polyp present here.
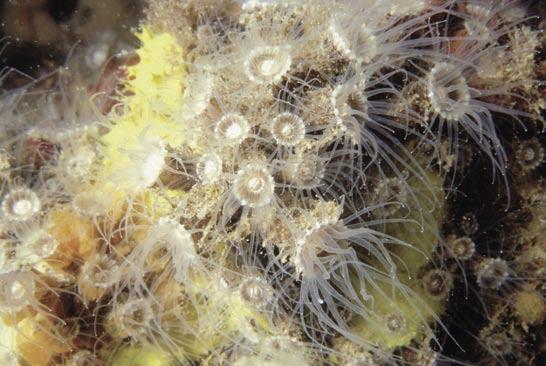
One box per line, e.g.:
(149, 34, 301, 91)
(422, 269, 452, 298)
(215, 113, 250, 145)
(196, 153, 223, 184)
(427, 62, 470, 121)
(463, 4, 493, 40)
(238, 276, 273, 308)
(271, 112, 305, 147)
(1, 188, 41, 222)
(385, 313, 407, 334)
(244, 46, 292, 84)
(446, 236, 475, 261)
(233, 162, 275, 208)
(516, 138, 544, 171)
(477, 257, 509, 290)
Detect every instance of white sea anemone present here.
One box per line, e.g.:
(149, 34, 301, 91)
(180, 70, 214, 119)
(271, 112, 306, 147)
(232, 161, 275, 209)
(244, 45, 292, 84)
(0, 271, 36, 313)
(328, 18, 378, 65)
(1, 188, 41, 222)
(196, 152, 223, 184)
(427, 62, 471, 122)
(331, 81, 368, 139)
(112, 134, 167, 191)
(278, 202, 410, 345)
(124, 217, 198, 285)
(214, 113, 250, 146)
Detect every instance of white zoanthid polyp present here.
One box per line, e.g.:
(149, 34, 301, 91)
(137, 138, 167, 187)
(214, 113, 250, 146)
(326, 0, 451, 70)
(244, 45, 292, 84)
(0, 271, 36, 313)
(196, 153, 223, 184)
(233, 161, 275, 208)
(1, 188, 41, 222)
(271, 112, 306, 147)
(462, 1, 526, 43)
(422, 9, 536, 182)
(427, 62, 471, 122)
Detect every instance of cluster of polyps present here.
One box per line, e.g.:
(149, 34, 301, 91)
(0, 0, 543, 365)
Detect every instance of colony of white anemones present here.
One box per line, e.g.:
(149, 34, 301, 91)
(0, 1, 543, 365)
